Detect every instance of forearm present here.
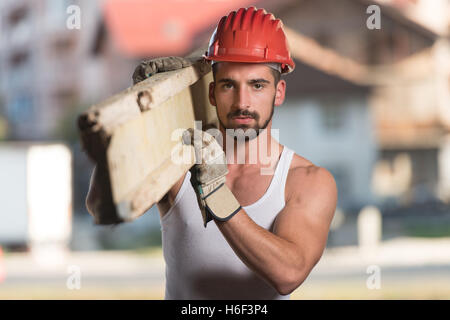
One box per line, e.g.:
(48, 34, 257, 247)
(215, 209, 306, 295)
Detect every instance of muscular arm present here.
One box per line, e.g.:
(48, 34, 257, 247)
(215, 166, 337, 295)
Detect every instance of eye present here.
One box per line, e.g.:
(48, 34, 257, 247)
(253, 83, 264, 90)
(222, 82, 233, 89)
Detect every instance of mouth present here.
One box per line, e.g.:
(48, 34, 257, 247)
(232, 116, 254, 124)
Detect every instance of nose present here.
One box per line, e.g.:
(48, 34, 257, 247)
(234, 85, 251, 109)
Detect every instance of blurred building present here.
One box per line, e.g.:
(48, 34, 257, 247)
(276, 0, 450, 209)
(379, 0, 449, 35)
(0, 0, 448, 223)
(0, 0, 140, 141)
(0, 0, 80, 139)
(373, 0, 450, 205)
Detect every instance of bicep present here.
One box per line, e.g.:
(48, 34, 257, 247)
(273, 168, 337, 270)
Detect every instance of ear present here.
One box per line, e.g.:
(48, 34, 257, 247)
(274, 79, 286, 107)
(209, 82, 216, 106)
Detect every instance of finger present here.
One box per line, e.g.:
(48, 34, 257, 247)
(132, 62, 148, 84)
(180, 57, 193, 68)
(175, 57, 192, 68)
(141, 61, 156, 78)
(164, 57, 184, 71)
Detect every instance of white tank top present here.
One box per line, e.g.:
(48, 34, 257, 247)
(160, 146, 294, 300)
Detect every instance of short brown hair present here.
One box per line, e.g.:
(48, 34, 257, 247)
(212, 63, 281, 87)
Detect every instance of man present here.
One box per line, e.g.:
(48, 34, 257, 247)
(87, 7, 337, 299)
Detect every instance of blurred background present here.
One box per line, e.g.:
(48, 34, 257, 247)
(0, 0, 449, 299)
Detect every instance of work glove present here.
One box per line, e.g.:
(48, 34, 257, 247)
(182, 128, 242, 227)
(132, 56, 192, 84)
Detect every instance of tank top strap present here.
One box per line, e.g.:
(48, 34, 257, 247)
(278, 146, 294, 201)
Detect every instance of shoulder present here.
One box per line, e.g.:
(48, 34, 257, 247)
(285, 152, 337, 206)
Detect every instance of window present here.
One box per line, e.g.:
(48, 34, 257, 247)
(9, 50, 28, 67)
(9, 50, 30, 90)
(8, 6, 28, 27)
(7, 95, 34, 124)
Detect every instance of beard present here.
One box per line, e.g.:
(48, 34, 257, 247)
(218, 96, 275, 141)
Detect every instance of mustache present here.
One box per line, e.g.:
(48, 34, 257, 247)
(227, 109, 260, 120)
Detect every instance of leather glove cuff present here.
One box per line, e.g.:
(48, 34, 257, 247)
(202, 183, 242, 225)
(190, 169, 241, 227)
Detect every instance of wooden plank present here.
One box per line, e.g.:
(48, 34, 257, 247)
(78, 50, 218, 224)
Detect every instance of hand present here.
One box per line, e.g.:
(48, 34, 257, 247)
(132, 56, 192, 84)
(182, 128, 241, 227)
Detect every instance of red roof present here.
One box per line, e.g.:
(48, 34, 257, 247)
(103, 0, 259, 57)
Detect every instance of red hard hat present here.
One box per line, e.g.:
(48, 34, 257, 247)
(204, 7, 295, 74)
